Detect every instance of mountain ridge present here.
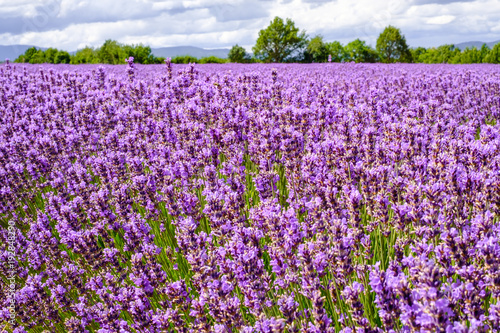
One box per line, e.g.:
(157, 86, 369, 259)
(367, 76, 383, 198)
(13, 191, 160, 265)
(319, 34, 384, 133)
(454, 40, 500, 50)
(151, 46, 230, 59)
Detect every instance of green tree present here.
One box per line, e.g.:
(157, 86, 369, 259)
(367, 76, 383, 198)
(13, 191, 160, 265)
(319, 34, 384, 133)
(345, 39, 379, 63)
(305, 35, 329, 62)
(483, 43, 500, 64)
(171, 55, 198, 64)
(30, 49, 46, 64)
(419, 44, 458, 63)
(199, 56, 227, 64)
(480, 44, 490, 62)
(55, 51, 71, 64)
(44, 48, 59, 63)
(14, 47, 38, 63)
(411, 47, 427, 63)
(123, 44, 160, 64)
(376, 25, 412, 63)
(451, 45, 490, 64)
(252, 17, 307, 62)
(228, 44, 250, 63)
(325, 41, 347, 62)
(454, 47, 482, 64)
(71, 47, 99, 64)
(97, 39, 126, 64)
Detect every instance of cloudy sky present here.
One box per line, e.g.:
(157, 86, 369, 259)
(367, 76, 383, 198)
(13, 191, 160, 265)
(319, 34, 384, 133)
(0, 0, 499, 51)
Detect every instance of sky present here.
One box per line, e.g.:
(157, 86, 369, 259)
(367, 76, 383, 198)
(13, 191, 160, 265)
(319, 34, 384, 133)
(0, 0, 499, 51)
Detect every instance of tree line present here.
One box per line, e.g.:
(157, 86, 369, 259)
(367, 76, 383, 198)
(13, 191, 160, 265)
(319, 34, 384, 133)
(12, 17, 500, 65)
(233, 17, 500, 64)
(13, 40, 228, 65)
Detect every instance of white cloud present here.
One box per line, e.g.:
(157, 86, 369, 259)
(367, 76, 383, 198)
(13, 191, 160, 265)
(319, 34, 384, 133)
(426, 15, 456, 24)
(0, 0, 499, 51)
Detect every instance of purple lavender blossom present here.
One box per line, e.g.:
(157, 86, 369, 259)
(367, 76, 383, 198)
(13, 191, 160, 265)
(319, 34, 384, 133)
(0, 62, 499, 332)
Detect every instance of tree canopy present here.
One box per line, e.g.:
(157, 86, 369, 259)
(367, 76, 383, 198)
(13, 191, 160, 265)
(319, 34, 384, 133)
(71, 47, 99, 64)
(97, 40, 126, 64)
(417, 44, 460, 64)
(345, 39, 379, 63)
(376, 25, 412, 63)
(15, 41, 166, 65)
(252, 17, 307, 63)
(483, 43, 500, 64)
(326, 41, 347, 62)
(54, 51, 71, 64)
(304, 35, 330, 62)
(228, 45, 251, 63)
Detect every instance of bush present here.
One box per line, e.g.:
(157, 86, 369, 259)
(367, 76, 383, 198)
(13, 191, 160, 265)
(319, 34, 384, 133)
(171, 55, 199, 64)
(198, 56, 227, 64)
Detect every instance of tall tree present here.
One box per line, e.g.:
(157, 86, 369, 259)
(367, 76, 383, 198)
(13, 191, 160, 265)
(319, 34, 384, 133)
(98, 40, 126, 64)
(30, 49, 46, 64)
(326, 41, 347, 62)
(419, 45, 458, 64)
(44, 48, 59, 63)
(252, 17, 307, 63)
(480, 43, 490, 62)
(305, 35, 329, 62)
(228, 44, 250, 63)
(376, 25, 412, 63)
(55, 51, 71, 64)
(345, 39, 379, 63)
(456, 47, 483, 64)
(123, 44, 160, 64)
(410, 47, 427, 63)
(484, 43, 500, 64)
(14, 47, 38, 63)
(71, 47, 98, 64)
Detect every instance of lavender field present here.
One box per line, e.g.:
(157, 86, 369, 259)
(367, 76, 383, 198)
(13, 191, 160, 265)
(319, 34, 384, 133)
(1, 60, 500, 333)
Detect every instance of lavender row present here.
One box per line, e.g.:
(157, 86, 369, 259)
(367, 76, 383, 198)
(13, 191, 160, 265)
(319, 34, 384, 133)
(0, 60, 500, 332)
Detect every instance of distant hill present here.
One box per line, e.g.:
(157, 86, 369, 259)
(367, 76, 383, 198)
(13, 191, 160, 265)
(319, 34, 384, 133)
(151, 46, 230, 59)
(455, 40, 500, 50)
